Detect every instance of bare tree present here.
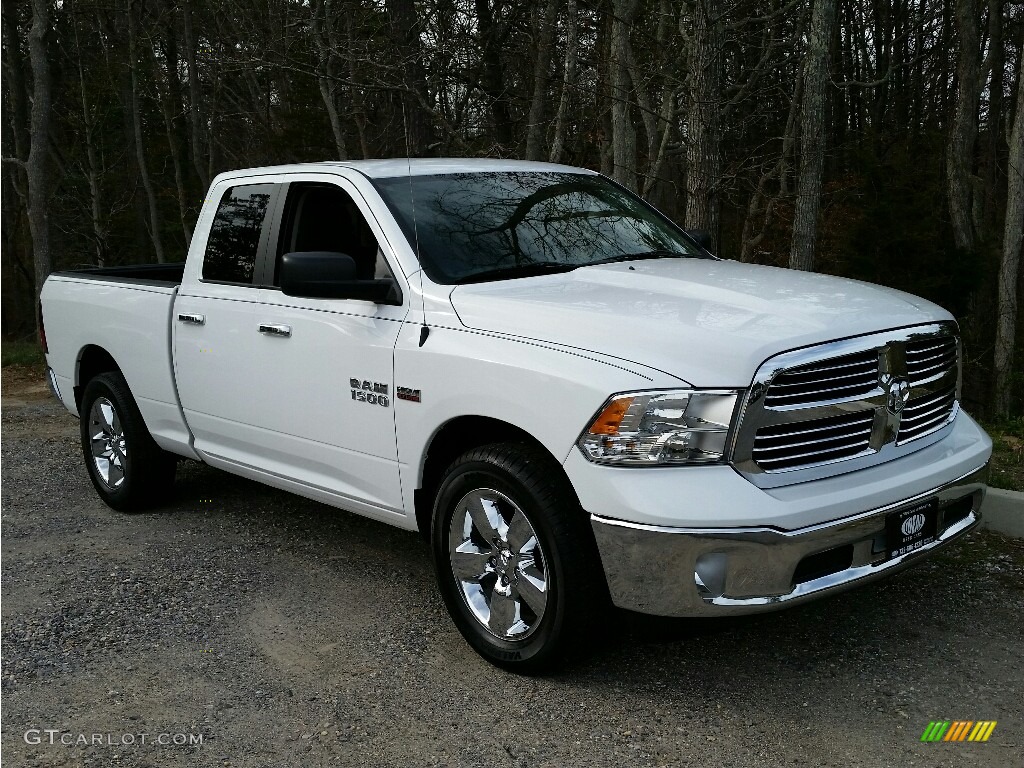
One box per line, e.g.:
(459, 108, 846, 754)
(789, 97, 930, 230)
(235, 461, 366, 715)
(181, 0, 209, 190)
(610, 0, 638, 191)
(1, 0, 31, 326)
(946, 0, 982, 253)
(548, 0, 578, 164)
(740, 69, 803, 263)
(474, 0, 513, 148)
(994, 63, 1023, 417)
(127, 0, 166, 263)
(25, 0, 54, 322)
(525, 0, 559, 160)
(313, 0, 347, 160)
(635, 0, 679, 200)
(388, 0, 437, 155)
(146, 10, 193, 245)
(70, 8, 110, 264)
(684, 0, 723, 246)
(789, 0, 836, 272)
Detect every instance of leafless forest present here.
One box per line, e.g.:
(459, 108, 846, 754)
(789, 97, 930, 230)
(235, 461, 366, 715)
(2, 0, 1022, 415)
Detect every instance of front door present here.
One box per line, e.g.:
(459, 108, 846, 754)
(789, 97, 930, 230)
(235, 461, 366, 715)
(247, 176, 409, 517)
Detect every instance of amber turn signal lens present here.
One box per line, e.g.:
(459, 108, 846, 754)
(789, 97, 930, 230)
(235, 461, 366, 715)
(588, 396, 634, 435)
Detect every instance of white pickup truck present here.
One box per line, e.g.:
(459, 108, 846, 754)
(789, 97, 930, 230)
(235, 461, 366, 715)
(41, 159, 992, 671)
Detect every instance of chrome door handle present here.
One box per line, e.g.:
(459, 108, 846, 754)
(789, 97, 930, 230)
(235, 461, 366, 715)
(177, 313, 205, 325)
(258, 323, 291, 338)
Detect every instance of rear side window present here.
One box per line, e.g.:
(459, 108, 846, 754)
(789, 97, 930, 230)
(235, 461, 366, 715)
(203, 184, 275, 284)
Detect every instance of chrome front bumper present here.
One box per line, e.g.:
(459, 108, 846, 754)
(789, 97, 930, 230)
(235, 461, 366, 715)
(591, 463, 988, 617)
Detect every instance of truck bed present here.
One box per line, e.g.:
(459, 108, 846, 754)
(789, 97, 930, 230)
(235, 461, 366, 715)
(41, 267, 197, 458)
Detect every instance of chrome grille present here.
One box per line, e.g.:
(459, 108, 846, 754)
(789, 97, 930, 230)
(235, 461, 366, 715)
(733, 322, 960, 488)
(762, 350, 878, 407)
(753, 410, 875, 471)
(898, 385, 957, 442)
(906, 336, 957, 386)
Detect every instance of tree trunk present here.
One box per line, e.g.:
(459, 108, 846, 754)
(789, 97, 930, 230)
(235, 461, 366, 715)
(127, 2, 166, 263)
(684, 0, 723, 247)
(740, 177, 770, 264)
(610, 0, 638, 191)
(946, 0, 981, 253)
(779, 69, 803, 196)
(909, 0, 924, 133)
(548, 0, 578, 164)
(346, 14, 371, 159)
(475, 0, 512, 148)
(597, 4, 614, 177)
(182, 0, 209, 190)
(640, 0, 676, 200)
(151, 27, 193, 245)
(741, 68, 803, 263)
(642, 86, 675, 200)
(525, 0, 559, 160)
(387, 0, 437, 155)
(3, 0, 30, 166)
(985, 0, 1004, 218)
(314, 1, 347, 160)
(3, 0, 31, 337)
(789, 0, 836, 272)
(994, 66, 1024, 417)
(73, 13, 109, 264)
(26, 0, 54, 324)
(318, 75, 347, 159)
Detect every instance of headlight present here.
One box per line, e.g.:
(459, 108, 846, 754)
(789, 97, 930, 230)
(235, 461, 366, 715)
(578, 390, 740, 465)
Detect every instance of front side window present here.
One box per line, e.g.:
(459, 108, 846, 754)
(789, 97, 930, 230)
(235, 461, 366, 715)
(373, 172, 707, 284)
(203, 184, 275, 284)
(273, 183, 393, 285)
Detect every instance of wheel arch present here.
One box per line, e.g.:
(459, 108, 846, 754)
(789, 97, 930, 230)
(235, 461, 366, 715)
(74, 345, 123, 411)
(414, 415, 579, 537)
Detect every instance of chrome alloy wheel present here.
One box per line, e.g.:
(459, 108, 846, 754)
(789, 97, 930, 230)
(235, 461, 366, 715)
(88, 397, 128, 489)
(448, 488, 549, 640)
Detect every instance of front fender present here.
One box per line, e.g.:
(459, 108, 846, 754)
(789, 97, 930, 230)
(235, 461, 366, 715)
(392, 322, 686, 514)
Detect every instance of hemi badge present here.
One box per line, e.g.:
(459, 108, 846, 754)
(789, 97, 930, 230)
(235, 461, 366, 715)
(397, 387, 421, 403)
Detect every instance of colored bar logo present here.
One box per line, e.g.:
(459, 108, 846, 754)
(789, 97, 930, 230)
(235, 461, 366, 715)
(920, 721, 997, 742)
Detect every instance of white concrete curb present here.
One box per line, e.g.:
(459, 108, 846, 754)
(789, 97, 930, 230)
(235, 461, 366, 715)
(980, 487, 1024, 538)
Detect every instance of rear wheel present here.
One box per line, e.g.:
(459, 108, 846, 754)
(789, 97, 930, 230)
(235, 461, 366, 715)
(80, 372, 176, 511)
(431, 443, 604, 673)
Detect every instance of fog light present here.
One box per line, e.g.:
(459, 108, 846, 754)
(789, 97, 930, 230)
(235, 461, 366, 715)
(694, 553, 728, 598)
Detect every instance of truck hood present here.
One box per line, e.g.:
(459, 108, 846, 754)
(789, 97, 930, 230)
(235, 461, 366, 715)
(449, 259, 953, 386)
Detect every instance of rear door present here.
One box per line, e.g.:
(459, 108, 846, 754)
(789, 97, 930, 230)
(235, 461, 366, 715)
(173, 178, 283, 466)
(246, 174, 410, 516)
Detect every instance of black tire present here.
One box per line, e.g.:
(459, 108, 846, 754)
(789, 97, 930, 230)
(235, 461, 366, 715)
(431, 442, 605, 674)
(79, 371, 176, 511)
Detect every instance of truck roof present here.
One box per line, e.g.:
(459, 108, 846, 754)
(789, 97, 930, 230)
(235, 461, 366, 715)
(213, 158, 599, 183)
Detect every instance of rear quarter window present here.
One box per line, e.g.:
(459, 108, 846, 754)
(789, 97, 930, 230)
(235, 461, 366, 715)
(202, 184, 275, 284)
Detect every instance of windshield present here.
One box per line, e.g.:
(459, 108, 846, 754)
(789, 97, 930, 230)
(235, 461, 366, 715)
(373, 171, 708, 284)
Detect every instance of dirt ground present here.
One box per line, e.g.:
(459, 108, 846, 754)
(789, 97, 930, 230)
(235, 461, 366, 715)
(2, 367, 1023, 767)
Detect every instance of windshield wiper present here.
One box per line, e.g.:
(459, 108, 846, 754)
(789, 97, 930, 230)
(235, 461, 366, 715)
(458, 262, 580, 284)
(588, 249, 684, 266)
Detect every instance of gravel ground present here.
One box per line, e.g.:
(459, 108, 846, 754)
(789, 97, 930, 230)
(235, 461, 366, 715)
(2, 377, 1023, 767)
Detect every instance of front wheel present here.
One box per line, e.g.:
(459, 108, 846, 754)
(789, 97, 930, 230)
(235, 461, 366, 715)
(79, 372, 176, 511)
(431, 443, 604, 673)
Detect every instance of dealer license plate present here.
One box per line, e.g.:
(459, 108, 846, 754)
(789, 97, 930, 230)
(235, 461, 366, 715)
(885, 499, 938, 560)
